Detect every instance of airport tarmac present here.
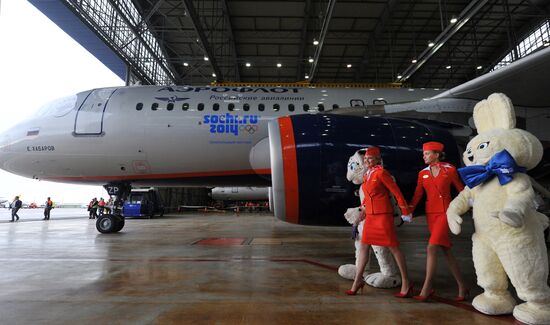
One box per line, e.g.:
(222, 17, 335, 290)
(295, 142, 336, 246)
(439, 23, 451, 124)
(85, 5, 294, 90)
(0, 209, 545, 324)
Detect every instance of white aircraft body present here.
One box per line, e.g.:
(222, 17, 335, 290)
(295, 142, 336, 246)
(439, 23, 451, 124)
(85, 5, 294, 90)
(210, 187, 269, 201)
(0, 46, 549, 232)
(0, 85, 441, 186)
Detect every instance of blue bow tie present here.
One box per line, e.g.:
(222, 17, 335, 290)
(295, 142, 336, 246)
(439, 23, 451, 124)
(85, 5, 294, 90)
(458, 150, 526, 188)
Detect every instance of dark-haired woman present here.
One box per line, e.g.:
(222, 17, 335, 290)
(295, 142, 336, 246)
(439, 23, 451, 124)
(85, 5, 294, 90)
(409, 141, 468, 301)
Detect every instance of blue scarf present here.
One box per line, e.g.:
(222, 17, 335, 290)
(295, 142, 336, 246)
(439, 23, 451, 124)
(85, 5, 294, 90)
(458, 149, 526, 188)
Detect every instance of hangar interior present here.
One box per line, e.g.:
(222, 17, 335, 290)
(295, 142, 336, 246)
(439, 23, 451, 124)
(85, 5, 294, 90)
(28, 0, 550, 210)
(31, 0, 550, 87)
(3, 1, 549, 324)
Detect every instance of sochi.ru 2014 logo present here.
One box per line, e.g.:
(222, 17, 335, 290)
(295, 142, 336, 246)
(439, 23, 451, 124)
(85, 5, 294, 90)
(203, 113, 259, 136)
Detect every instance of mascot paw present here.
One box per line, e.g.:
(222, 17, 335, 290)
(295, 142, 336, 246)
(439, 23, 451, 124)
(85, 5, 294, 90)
(447, 212, 463, 235)
(472, 292, 516, 315)
(513, 302, 550, 325)
(337, 264, 357, 280)
(499, 210, 523, 228)
(364, 273, 401, 289)
(344, 207, 363, 225)
(338, 264, 371, 281)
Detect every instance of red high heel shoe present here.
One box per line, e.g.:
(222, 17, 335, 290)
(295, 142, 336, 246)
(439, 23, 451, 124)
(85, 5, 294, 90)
(454, 289, 470, 302)
(412, 289, 435, 302)
(345, 281, 366, 295)
(394, 283, 414, 298)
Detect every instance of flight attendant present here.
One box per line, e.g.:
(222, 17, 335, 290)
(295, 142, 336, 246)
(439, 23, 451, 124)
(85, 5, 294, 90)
(408, 141, 468, 301)
(346, 147, 414, 297)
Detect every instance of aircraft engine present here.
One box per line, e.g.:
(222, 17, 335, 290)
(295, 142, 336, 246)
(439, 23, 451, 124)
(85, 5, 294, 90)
(268, 114, 460, 226)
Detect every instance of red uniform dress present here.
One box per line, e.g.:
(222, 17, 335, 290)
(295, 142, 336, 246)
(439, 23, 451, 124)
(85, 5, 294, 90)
(361, 165, 410, 247)
(409, 162, 464, 248)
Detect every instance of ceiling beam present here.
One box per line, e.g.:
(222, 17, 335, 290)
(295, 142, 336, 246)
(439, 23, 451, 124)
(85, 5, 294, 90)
(221, 0, 240, 81)
(307, 0, 337, 82)
(296, 0, 312, 81)
(181, 0, 223, 81)
(399, 0, 488, 82)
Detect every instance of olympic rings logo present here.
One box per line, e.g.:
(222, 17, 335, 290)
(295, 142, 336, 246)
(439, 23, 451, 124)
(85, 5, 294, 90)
(240, 124, 258, 134)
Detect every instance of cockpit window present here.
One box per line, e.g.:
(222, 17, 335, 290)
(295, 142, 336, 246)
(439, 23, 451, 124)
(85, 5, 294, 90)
(35, 95, 78, 118)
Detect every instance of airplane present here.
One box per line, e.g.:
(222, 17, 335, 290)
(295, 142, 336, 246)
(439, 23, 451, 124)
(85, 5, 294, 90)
(0, 46, 549, 233)
(210, 187, 269, 202)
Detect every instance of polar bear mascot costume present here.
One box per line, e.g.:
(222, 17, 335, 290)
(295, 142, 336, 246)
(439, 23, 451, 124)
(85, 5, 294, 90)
(337, 149, 401, 288)
(446, 93, 550, 325)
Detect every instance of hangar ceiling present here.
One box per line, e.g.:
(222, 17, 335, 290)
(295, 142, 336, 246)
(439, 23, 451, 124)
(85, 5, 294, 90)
(56, 0, 550, 88)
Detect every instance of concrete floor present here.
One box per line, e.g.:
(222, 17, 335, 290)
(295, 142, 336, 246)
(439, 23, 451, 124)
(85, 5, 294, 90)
(0, 209, 543, 324)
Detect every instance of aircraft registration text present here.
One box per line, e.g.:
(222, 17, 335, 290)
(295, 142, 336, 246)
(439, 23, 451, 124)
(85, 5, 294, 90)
(27, 145, 55, 152)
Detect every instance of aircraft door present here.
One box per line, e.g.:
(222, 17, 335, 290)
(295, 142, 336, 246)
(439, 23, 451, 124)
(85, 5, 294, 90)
(74, 88, 118, 135)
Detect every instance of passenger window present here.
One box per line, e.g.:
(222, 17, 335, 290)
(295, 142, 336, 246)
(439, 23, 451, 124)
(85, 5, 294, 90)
(152, 103, 159, 111)
(243, 103, 250, 111)
(198, 103, 204, 111)
(213, 103, 220, 111)
(258, 103, 265, 111)
(373, 99, 387, 105)
(182, 103, 189, 111)
(332, 104, 339, 109)
(318, 104, 325, 111)
(136, 103, 143, 111)
(303, 104, 309, 112)
(288, 104, 295, 112)
(273, 104, 280, 111)
(167, 103, 174, 111)
(228, 103, 235, 111)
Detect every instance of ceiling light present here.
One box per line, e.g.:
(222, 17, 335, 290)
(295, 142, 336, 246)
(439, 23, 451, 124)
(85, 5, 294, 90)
(305, 75, 309, 79)
(369, 88, 375, 91)
(411, 59, 417, 63)
(308, 57, 314, 63)
(204, 56, 209, 61)
(212, 73, 216, 77)
(397, 74, 402, 79)
(450, 16, 458, 24)
(245, 62, 251, 67)
(428, 41, 435, 47)
(446, 65, 451, 69)
(476, 65, 483, 70)
(183, 62, 189, 67)
(313, 39, 319, 46)
(346, 64, 352, 68)
(277, 63, 282, 68)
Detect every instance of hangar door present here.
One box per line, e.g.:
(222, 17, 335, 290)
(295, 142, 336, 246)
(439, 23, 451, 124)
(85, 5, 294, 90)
(74, 88, 118, 135)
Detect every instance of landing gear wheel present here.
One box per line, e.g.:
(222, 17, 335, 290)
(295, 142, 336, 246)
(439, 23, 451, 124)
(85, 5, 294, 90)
(96, 214, 124, 233)
(147, 202, 154, 219)
(113, 215, 125, 232)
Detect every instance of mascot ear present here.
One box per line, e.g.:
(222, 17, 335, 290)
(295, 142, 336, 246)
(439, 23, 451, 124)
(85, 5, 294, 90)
(473, 93, 516, 133)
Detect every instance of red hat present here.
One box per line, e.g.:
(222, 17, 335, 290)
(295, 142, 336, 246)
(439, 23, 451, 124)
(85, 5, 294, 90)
(423, 141, 444, 152)
(365, 146, 381, 157)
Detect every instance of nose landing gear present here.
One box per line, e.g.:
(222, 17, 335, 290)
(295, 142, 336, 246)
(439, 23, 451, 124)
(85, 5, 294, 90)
(96, 183, 131, 233)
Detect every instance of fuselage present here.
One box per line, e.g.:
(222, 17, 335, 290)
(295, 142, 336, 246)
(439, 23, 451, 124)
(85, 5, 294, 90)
(0, 85, 441, 186)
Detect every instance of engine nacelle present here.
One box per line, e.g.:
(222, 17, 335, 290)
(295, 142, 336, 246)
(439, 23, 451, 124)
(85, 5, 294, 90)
(268, 114, 460, 226)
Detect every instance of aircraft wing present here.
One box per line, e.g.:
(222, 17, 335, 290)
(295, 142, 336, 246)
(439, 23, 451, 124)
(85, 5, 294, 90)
(433, 46, 550, 108)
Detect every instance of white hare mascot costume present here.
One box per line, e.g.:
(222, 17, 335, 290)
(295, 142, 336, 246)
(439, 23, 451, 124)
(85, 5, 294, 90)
(446, 93, 550, 325)
(337, 149, 401, 288)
